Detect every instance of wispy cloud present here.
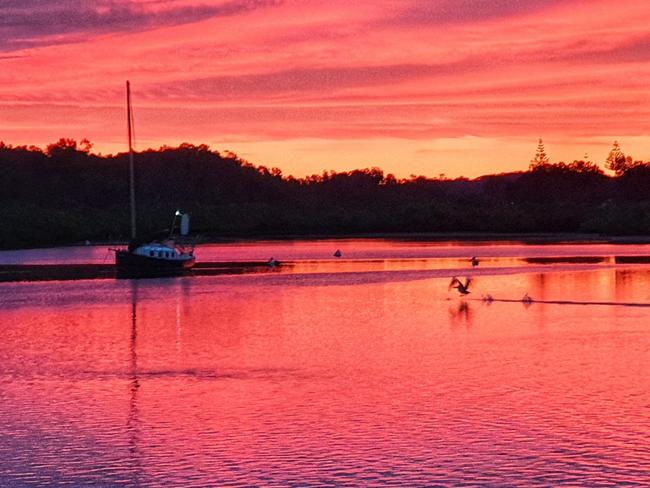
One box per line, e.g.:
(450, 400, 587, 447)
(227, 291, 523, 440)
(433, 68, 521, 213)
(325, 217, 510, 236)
(0, 0, 281, 51)
(387, 0, 572, 26)
(158, 60, 492, 102)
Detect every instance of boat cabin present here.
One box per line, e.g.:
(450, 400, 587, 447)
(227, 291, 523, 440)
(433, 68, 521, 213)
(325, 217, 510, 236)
(132, 243, 190, 261)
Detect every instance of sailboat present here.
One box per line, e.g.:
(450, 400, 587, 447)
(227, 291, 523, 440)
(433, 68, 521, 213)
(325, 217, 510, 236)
(114, 81, 196, 273)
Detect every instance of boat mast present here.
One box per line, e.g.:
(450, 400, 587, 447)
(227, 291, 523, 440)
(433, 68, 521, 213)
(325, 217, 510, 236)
(126, 80, 137, 240)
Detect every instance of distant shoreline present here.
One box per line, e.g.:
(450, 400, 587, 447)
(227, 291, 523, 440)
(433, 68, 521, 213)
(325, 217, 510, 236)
(5, 232, 650, 252)
(3, 142, 650, 251)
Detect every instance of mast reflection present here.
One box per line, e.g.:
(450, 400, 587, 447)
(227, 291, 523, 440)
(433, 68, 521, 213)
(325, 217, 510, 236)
(127, 280, 142, 484)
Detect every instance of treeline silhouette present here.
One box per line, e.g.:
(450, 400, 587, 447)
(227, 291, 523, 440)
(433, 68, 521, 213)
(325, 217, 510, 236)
(1, 138, 650, 249)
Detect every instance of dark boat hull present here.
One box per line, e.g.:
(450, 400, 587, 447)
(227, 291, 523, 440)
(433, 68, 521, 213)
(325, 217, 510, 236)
(115, 250, 195, 277)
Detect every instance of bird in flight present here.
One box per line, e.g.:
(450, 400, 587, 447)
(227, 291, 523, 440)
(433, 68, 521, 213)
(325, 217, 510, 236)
(470, 256, 479, 266)
(449, 276, 472, 295)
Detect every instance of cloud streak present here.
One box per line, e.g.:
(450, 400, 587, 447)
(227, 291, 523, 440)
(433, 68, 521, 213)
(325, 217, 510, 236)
(158, 60, 492, 102)
(0, 0, 281, 50)
(390, 0, 571, 26)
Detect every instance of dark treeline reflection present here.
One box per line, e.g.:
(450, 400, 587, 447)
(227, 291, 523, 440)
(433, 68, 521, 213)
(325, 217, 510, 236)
(2, 138, 650, 248)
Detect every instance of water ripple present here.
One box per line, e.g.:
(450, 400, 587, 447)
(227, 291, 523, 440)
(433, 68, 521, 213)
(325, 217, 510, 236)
(2, 254, 650, 486)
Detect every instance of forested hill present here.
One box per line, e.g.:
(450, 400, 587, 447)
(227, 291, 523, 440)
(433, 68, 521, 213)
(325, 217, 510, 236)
(2, 138, 650, 249)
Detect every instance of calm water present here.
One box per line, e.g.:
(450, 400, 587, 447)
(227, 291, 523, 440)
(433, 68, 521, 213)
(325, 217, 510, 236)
(2, 240, 650, 486)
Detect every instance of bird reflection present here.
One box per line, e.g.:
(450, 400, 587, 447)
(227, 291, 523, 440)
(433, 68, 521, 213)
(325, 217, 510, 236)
(449, 300, 473, 326)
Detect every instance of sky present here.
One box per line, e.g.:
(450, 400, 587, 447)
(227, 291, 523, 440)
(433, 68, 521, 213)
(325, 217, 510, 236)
(1, 0, 649, 178)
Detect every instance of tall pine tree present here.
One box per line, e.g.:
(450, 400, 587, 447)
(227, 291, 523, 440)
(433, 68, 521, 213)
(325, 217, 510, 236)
(605, 140, 632, 176)
(529, 138, 550, 170)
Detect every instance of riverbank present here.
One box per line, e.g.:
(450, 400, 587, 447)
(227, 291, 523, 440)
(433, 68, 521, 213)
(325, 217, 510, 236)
(0, 261, 275, 282)
(5, 231, 650, 252)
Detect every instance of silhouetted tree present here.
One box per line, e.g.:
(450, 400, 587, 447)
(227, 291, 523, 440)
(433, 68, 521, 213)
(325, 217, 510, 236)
(46, 138, 80, 157)
(567, 156, 603, 175)
(605, 140, 633, 176)
(529, 137, 550, 170)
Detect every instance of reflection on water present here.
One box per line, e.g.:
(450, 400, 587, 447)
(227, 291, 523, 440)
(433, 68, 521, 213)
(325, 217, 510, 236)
(4, 239, 650, 265)
(448, 300, 473, 327)
(2, 244, 650, 485)
(127, 281, 142, 484)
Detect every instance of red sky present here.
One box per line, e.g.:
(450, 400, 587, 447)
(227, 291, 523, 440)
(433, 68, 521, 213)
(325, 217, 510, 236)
(1, 0, 649, 178)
